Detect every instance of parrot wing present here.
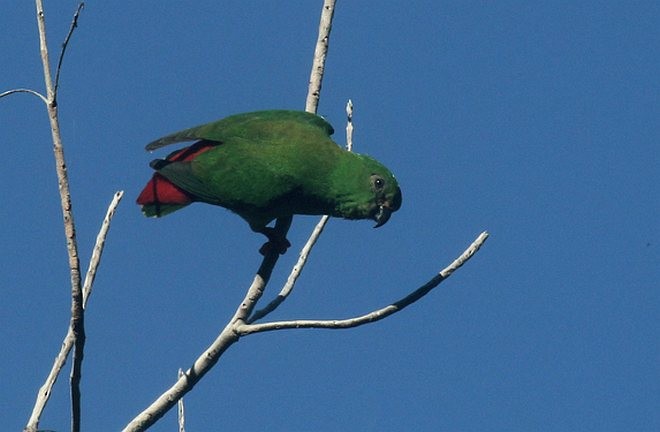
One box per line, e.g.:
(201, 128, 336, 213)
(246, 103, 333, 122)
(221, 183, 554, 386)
(145, 110, 335, 151)
(150, 157, 220, 205)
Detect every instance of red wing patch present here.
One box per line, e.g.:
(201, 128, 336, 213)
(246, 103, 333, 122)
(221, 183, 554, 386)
(166, 141, 216, 162)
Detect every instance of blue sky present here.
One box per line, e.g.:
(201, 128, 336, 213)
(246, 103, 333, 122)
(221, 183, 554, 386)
(1, 1, 658, 431)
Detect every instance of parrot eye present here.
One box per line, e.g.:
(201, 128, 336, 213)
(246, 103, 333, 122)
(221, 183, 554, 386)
(371, 175, 385, 191)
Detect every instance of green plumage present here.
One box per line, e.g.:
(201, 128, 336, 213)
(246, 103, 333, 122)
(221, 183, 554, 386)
(138, 110, 402, 251)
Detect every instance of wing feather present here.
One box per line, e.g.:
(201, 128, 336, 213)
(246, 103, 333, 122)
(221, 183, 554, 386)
(145, 110, 334, 151)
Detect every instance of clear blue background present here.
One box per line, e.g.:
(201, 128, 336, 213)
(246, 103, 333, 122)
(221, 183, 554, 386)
(1, 1, 658, 431)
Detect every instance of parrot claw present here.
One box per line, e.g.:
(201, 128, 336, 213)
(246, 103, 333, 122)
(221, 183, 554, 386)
(258, 227, 291, 255)
(259, 238, 291, 256)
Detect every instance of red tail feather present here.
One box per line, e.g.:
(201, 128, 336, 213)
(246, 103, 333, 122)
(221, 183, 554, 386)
(136, 173, 192, 206)
(137, 141, 216, 209)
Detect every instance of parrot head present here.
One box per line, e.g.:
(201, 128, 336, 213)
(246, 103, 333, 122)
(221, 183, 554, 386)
(369, 172, 402, 228)
(331, 153, 402, 227)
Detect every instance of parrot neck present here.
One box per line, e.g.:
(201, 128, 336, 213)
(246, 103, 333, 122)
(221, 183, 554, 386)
(327, 153, 375, 220)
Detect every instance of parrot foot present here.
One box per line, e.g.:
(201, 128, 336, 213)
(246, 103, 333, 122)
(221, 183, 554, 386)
(258, 228, 291, 256)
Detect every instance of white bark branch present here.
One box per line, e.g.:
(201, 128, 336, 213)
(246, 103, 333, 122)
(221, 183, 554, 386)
(83, 191, 124, 304)
(29, 2, 88, 431)
(177, 369, 186, 432)
(237, 231, 489, 335)
(0, 88, 48, 104)
(305, 0, 336, 114)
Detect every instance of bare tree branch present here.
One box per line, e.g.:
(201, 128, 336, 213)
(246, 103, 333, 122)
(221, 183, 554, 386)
(54, 2, 84, 97)
(238, 231, 490, 335)
(305, 0, 336, 113)
(177, 369, 186, 432)
(25, 191, 123, 432)
(82, 191, 124, 304)
(32, 2, 89, 431)
(0, 88, 48, 104)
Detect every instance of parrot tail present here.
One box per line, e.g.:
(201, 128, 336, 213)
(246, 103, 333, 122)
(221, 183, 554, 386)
(137, 140, 217, 217)
(137, 173, 193, 217)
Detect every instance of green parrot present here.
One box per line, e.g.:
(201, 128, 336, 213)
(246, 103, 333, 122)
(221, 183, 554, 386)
(137, 110, 402, 254)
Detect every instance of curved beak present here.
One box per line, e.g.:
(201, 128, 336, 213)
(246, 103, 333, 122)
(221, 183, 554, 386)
(373, 204, 393, 228)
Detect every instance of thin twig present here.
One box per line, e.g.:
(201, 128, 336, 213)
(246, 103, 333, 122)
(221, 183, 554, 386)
(54, 2, 84, 97)
(82, 191, 124, 304)
(0, 88, 48, 104)
(237, 232, 489, 335)
(25, 192, 123, 432)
